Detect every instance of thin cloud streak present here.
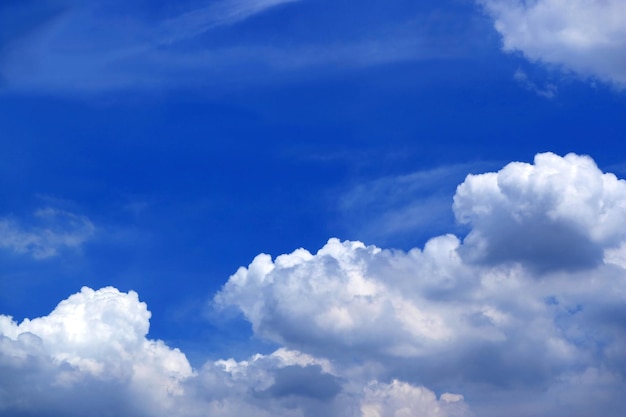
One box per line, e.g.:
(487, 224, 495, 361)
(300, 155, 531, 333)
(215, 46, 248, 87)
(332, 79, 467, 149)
(0, 0, 470, 93)
(337, 162, 495, 245)
(513, 69, 557, 98)
(0, 0, 303, 92)
(160, 0, 301, 44)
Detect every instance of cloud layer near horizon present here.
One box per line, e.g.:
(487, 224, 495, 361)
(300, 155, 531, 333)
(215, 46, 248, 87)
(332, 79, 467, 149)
(2, 152, 626, 416)
(479, 0, 626, 86)
(0, 287, 468, 417)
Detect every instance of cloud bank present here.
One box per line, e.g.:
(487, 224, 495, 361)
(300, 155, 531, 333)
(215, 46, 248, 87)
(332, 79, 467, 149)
(217, 152, 626, 416)
(479, 0, 626, 86)
(3, 152, 626, 416)
(0, 288, 467, 417)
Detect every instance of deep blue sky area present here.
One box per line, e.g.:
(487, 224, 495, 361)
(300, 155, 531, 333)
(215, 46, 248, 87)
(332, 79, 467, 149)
(1, 1, 626, 416)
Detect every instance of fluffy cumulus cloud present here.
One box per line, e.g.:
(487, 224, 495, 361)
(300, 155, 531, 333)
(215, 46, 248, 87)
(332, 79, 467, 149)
(215, 237, 467, 359)
(217, 152, 626, 416)
(454, 152, 626, 271)
(0, 287, 193, 417)
(0, 288, 467, 417)
(3, 152, 626, 416)
(478, 0, 626, 86)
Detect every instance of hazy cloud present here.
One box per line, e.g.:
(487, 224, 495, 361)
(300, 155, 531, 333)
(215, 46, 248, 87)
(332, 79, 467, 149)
(513, 68, 557, 98)
(0, 208, 95, 259)
(338, 163, 493, 244)
(0, 0, 302, 92)
(0, 0, 465, 93)
(161, 0, 300, 43)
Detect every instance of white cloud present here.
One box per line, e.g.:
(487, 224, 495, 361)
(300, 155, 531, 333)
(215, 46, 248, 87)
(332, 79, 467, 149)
(215, 233, 597, 389)
(0, 287, 193, 417)
(0, 287, 468, 417)
(454, 152, 626, 271)
(360, 380, 469, 417)
(214, 237, 467, 359)
(479, 0, 626, 86)
(4, 152, 626, 416)
(216, 152, 626, 416)
(0, 208, 95, 258)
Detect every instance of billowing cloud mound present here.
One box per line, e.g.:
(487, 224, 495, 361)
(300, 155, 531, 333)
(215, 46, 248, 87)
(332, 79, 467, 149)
(217, 152, 626, 416)
(479, 0, 626, 86)
(454, 152, 626, 271)
(3, 152, 626, 417)
(0, 288, 468, 417)
(215, 236, 468, 359)
(0, 287, 193, 417)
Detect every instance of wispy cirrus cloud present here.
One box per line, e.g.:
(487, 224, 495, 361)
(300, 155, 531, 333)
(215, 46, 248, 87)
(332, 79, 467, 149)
(160, 0, 300, 43)
(0, 208, 95, 259)
(0, 0, 302, 92)
(513, 68, 557, 98)
(337, 162, 494, 245)
(0, 0, 471, 93)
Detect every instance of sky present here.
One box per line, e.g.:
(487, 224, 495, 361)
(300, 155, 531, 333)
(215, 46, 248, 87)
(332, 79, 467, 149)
(1, 0, 626, 416)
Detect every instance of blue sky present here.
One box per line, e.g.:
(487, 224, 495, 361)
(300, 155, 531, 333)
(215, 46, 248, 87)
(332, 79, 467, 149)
(1, 0, 626, 416)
